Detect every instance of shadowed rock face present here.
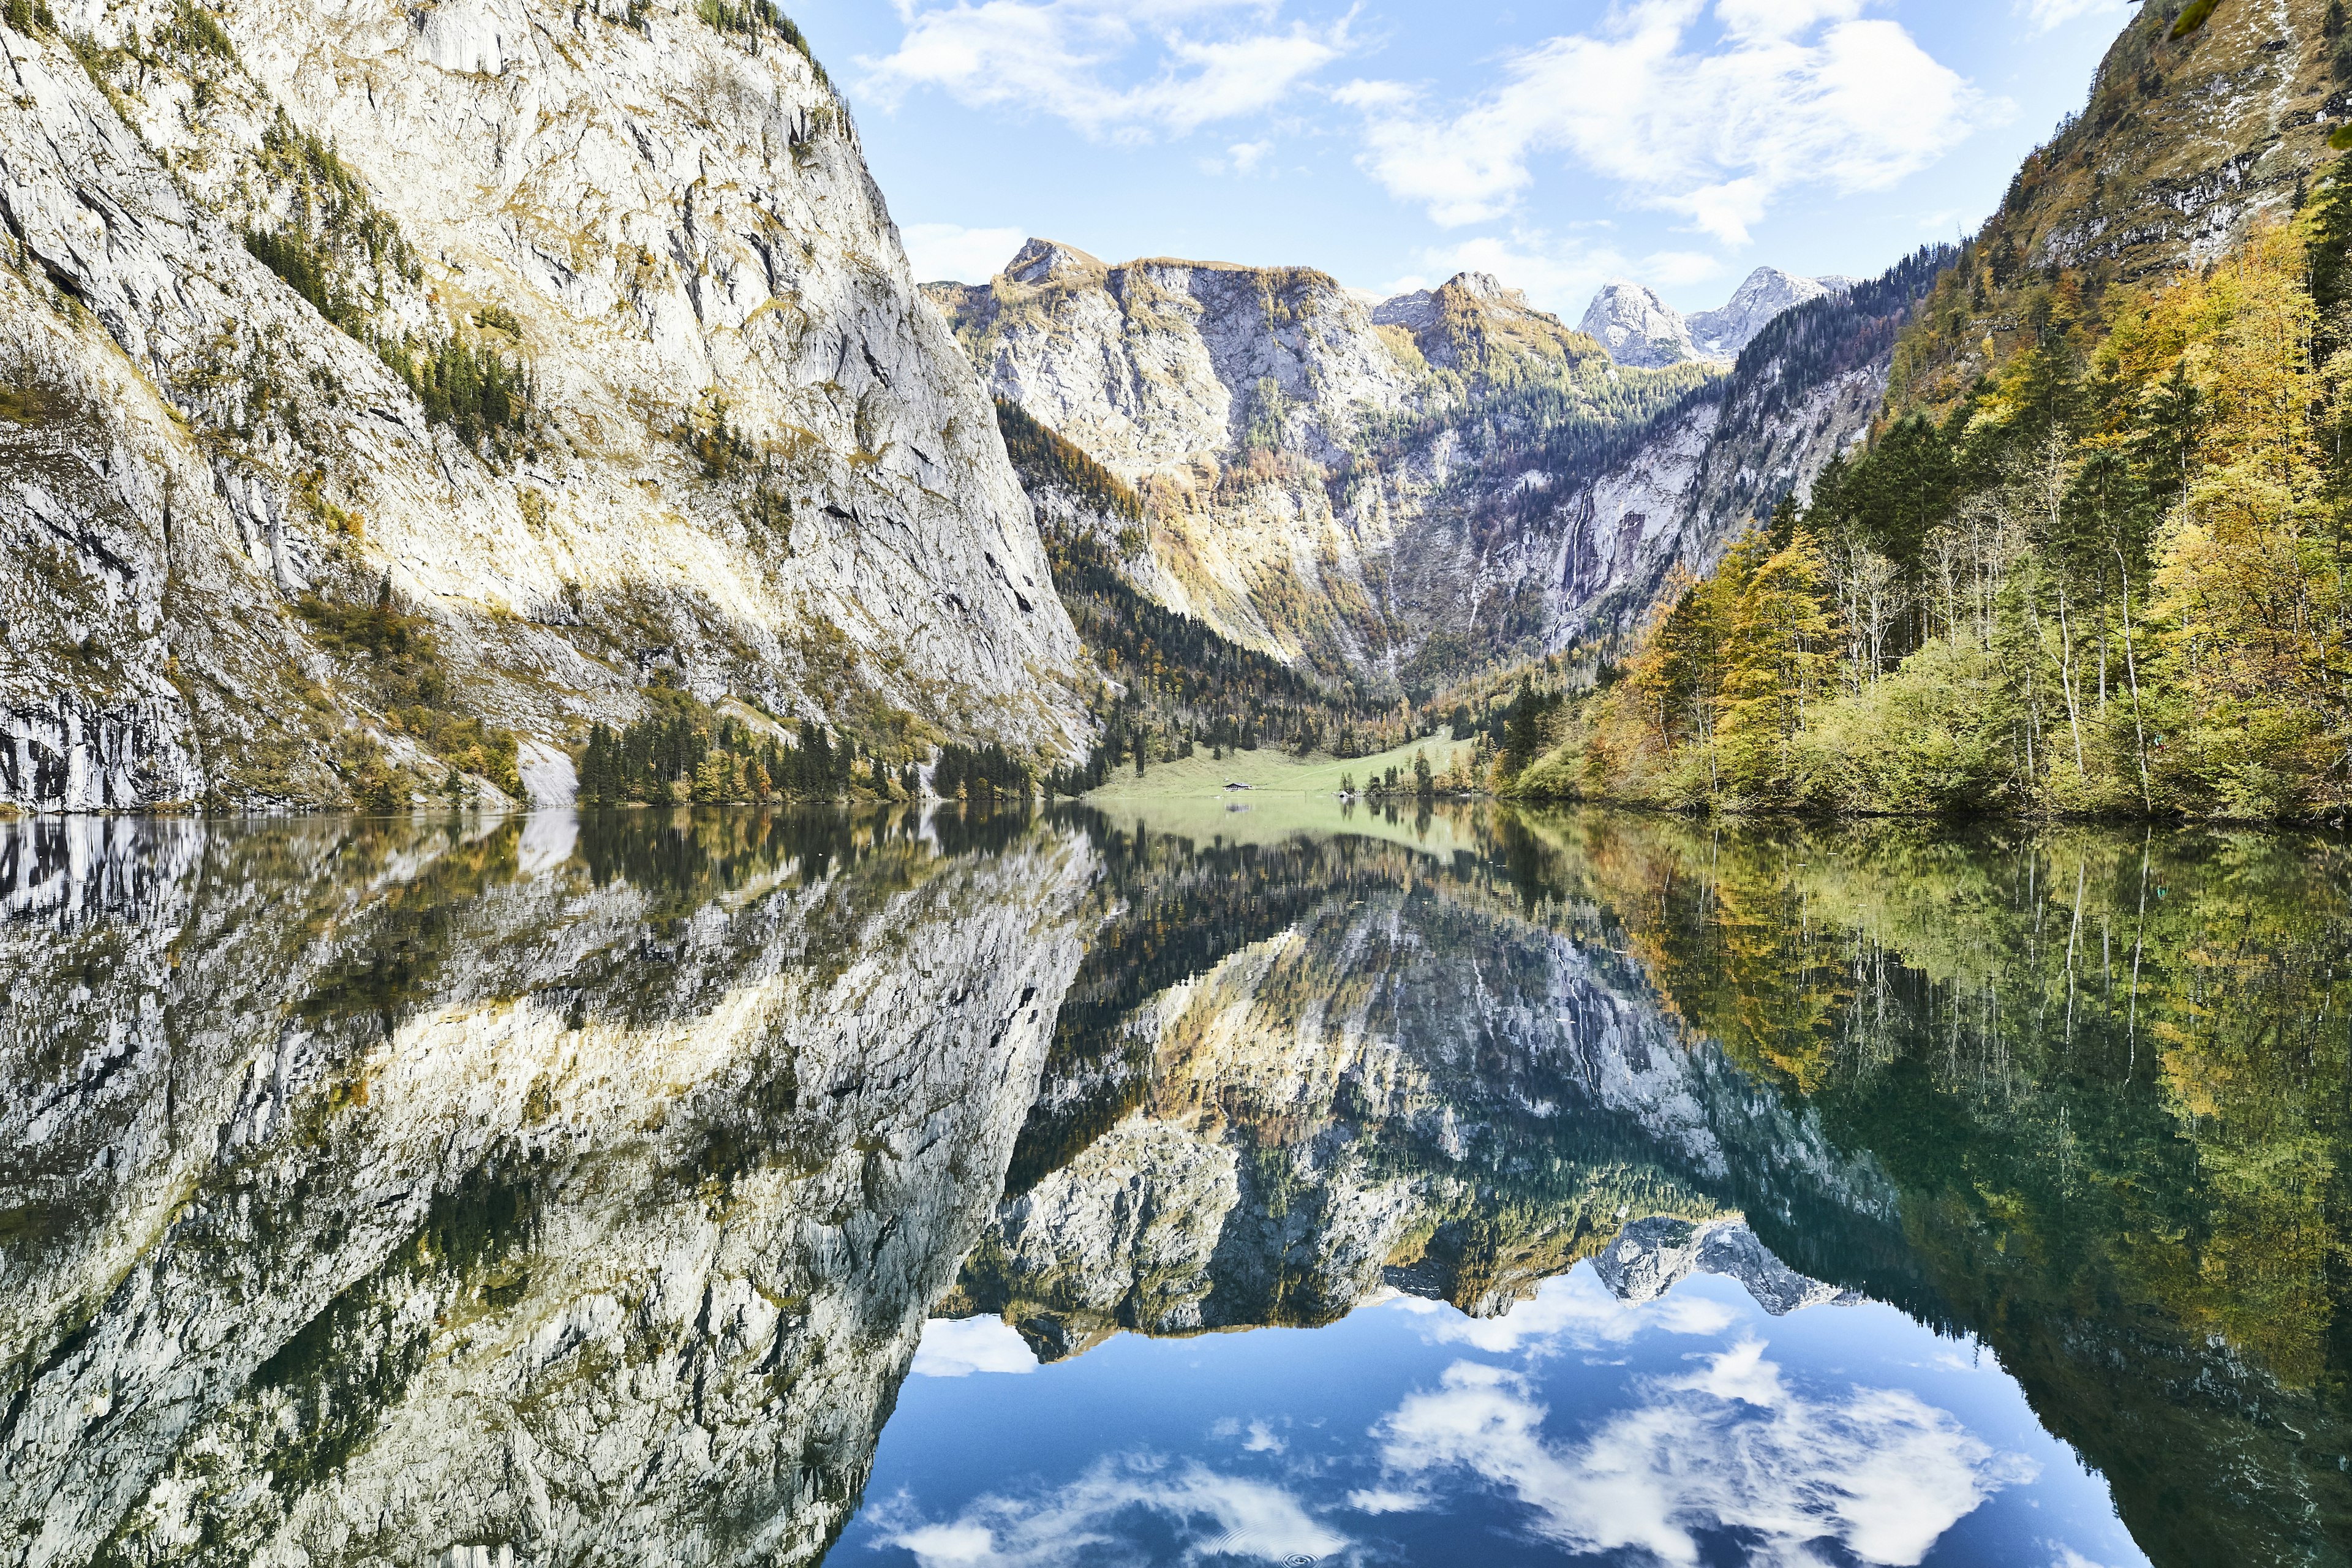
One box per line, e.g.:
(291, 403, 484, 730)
(0, 810, 1091, 1568)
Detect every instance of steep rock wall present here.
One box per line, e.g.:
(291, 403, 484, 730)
(0, 0, 1088, 812)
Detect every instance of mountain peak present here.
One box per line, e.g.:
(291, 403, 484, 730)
(1579, 268, 1848, 369)
(1578, 282, 1698, 369)
(1003, 238, 1105, 287)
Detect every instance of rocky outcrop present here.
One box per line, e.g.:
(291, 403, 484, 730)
(1595, 1215, 1858, 1316)
(1578, 282, 1703, 369)
(0, 0, 1089, 812)
(0, 810, 1093, 1567)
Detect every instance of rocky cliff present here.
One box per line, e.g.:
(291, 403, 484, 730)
(0, 810, 1091, 1566)
(0, 0, 1089, 813)
(1885, 0, 2346, 425)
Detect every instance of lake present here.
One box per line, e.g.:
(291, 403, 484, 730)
(2, 804, 2343, 1567)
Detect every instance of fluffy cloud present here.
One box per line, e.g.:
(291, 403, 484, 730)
(1339, 0, 1980, 244)
(875, 1458, 1347, 1567)
(863, 1, 1349, 140)
(1412, 1265, 1742, 1355)
(1365, 1347, 2037, 1566)
(911, 1314, 1040, 1376)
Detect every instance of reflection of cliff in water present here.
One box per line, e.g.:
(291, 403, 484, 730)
(952, 813, 1895, 1360)
(957, 806, 2352, 1568)
(11, 804, 2349, 1568)
(0, 809, 1090, 1568)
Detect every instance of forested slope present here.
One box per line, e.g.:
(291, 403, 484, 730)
(1515, 0, 2352, 822)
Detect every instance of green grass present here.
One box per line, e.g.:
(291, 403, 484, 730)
(1082, 735, 1487, 855)
(1086, 734, 1475, 801)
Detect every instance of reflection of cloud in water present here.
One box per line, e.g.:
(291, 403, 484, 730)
(1365, 1344, 2036, 1566)
(913, 1317, 1039, 1378)
(1396, 1267, 1740, 1354)
(876, 1458, 1347, 1566)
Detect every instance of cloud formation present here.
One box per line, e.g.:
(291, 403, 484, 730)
(875, 1458, 1347, 1567)
(1339, 0, 1981, 244)
(1408, 1264, 1741, 1355)
(911, 1314, 1041, 1376)
(863, 1, 1350, 139)
(1365, 1346, 2036, 1566)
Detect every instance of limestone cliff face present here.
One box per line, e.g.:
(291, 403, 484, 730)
(929, 240, 1420, 672)
(0, 812, 1091, 1567)
(937, 239, 1909, 682)
(0, 0, 1088, 812)
(954, 871, 1890, 1357)
(933, 249, 1744, 679)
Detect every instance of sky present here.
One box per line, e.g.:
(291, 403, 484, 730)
(783, 0, 2139, 319)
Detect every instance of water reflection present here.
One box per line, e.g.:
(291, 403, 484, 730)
(1, 806, 2346, 1567)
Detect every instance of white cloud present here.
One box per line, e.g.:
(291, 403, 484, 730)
(2052, 1550, 2124, 1568)
(1338, 0, 1981, 244)
(1227, 138, 1275, 175)
(911, 1315, 1040, 1377)
(862, 1, 1350, 140)
(1240, 1419, 1286, 1452)
(875, 1458, 1348, 1567)
(2015, 0, 2130, 34)
(900, 224, 1031, 284)
(1367, 1350, 2037, 1567)
(1418, 1266, 1741, 1355)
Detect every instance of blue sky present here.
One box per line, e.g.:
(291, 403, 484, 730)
(786, 0, 2137, 317)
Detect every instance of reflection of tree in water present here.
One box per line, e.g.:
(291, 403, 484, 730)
(1501, 810, 2352, 1568)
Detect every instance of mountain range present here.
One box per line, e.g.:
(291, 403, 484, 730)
(1576, 268, 1858, 371)
(0, 0, 2339, 812)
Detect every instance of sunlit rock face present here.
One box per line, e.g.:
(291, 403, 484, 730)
(1577, 270, 1853, 369)
(0, 0, 1087, 812)
(0, 810, 1091, 1567)
(936, 243, 1901, 685)
(956, 861, 1892, 1357)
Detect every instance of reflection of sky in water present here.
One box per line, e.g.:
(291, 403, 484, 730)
(845, 1264, 2148, 1567)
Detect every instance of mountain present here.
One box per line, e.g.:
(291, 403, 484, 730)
(1577, 282, 1703, 369)
(0, 0, 1088, 815)
(1578, 268, 1855, 369)
(1887, 0, 2342, 424)
(929, 246, 1732, 690)
(939, 242, 1936, 695)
